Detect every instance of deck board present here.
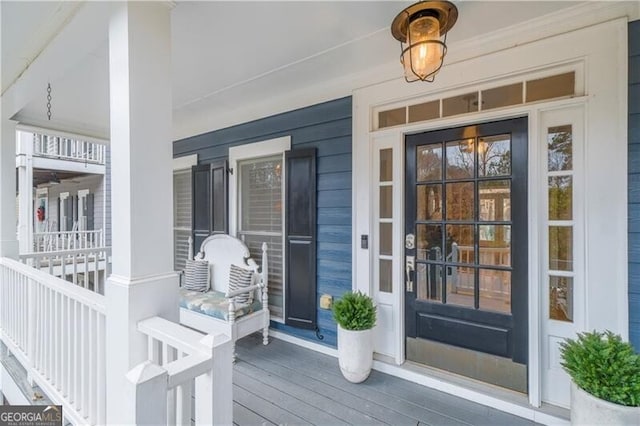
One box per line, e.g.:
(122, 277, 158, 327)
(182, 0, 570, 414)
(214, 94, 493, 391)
(235, 334, 539, 426)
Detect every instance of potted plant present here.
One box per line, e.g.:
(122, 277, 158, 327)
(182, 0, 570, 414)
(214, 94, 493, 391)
(560, 330, 640, 425)
(333, 291, 377, 383)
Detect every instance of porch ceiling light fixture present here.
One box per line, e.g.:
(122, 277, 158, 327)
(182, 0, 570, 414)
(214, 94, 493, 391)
(391, 0, 458, 83)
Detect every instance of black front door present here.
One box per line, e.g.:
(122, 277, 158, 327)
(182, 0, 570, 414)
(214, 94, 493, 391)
(405, 117, 528, 365)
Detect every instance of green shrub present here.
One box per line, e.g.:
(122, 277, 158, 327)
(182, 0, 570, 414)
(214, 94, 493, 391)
(333, 291, 376, 331)
(560, 330, 640, 407)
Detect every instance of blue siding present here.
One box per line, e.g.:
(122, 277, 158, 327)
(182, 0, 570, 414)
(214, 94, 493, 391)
(174, 97, 353, 348)
(629, 20, 640, 351)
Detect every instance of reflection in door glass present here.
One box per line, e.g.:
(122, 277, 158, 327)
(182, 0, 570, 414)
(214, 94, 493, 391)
(446, 139, 475, 179)
(446, 182, 474, 220)
(549, 226, 573, 271)
(548, 125, 572, 171)
(479, 225, 511, 267)
(417, 263, 443, 302)
(417, 184, 443, 220)
(479, 180, 511, 221)
(549, 275, 573, 322)
(379, 259, 392, 293)
(479, 269, 511, 314)
(416, 224, 443, 261)
(417, 145, 443, 181)
(445, 224, 474, 264)
(478, 135, 511, 177)
(446, 266, 474, 308)
(548, 176, 572, 220)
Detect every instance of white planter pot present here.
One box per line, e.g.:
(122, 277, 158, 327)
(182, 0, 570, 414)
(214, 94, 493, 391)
(337, 324, 374, 383)
(571, 381, 640, 425)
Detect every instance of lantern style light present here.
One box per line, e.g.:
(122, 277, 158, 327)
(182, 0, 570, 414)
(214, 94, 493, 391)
(391, 1, 458, 83)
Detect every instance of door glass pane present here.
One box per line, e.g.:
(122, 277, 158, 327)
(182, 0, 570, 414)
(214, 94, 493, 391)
(478, 135, 511, 177)
(417, 145, 442, 181)
(548, 176, 573, 220)
(549, 276, 573, 322)
(380, 186, 392, 218)
(446, 182, 474, 220)
(380, 148, 393, 181)
(416, 224, 442, 261)
(417, 262, 443, 302)
(549, 226, 573, 271)
(526, 72, 575, 102)
(445, 224, 474, 264)
(479, 269, 511, 314)
(479, 225, 511, 267)
(380, 259, 392, 293)
(479, 180, 511, 221)
(446, 139, 474, 179)
(442, 92, 479, 117)
(409, 100, 440, 123)
(481, 83, 523, 110)
(380, 223, 392, 256)
(379, 107, 406, 128)
(446, 266, 475, 308)
(548, 125, 573, 171)
(417, 184, 443, 220)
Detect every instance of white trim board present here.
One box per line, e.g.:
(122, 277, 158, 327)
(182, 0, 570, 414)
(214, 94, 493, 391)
(173, 154, 198, 171)
(0, 364, 30, 405)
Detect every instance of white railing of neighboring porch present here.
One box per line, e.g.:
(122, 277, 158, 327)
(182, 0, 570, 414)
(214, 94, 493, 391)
(0, 257, 106, 425)
(34, 230, 104, 253)
(20, 248, 111, 295)
(33, 132, 106, 165)
(128, 316, 233, 425)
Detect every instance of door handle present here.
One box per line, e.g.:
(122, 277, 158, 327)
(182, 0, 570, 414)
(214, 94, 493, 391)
(405, 255, 415, 292)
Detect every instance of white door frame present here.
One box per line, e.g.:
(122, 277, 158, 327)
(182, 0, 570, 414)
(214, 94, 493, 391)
(352, 18, 627, 407)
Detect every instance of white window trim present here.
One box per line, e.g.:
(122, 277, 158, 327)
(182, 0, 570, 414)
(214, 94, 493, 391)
(228, 136, 291, 237)
(173, 154, 198, 171)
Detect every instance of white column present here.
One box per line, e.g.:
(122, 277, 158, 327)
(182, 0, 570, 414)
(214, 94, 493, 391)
(17, 131, 33, 253)
(105, 3, 178, 423)
(0, 119, 18, 258)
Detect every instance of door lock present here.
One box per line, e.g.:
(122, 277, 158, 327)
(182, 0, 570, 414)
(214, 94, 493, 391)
(405, 255, 415, 292)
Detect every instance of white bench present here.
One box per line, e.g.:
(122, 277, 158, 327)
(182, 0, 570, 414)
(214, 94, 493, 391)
(179, 234, 269, 359)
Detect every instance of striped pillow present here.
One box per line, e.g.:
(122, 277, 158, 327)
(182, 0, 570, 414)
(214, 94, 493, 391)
(226, 264, 254, 305)
(183, 259, 210, 292)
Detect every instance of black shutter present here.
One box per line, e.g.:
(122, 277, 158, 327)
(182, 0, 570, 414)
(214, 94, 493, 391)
(57, 197, 61, 231)
(86, 193, 94, 230)
(191, 161, 228, 255)
(210, 160, 228, 234)
(73, 196, 79, 228)
(285, 148, 317, 330)
(65, 197, 73, 231)
(192, 164, 212, 254)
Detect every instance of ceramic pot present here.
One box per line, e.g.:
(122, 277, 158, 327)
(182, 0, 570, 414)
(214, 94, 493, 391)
(570, 381, 640, 425)
(337, 324, 373, 383)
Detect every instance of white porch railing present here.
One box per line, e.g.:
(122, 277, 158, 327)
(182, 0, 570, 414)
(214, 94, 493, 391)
(128, 316, 233, 425)
(20, 248, 111, 294)
(0, 257, 106, 425)
(34, 230, 104, 253)
(33, 132, 106, 165)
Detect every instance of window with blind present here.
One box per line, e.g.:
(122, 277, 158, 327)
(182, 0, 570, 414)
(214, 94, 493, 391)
(237, 156, 285, 320)
(173, 169, 192, 271)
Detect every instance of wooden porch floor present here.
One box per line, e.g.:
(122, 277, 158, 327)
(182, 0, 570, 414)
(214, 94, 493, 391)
(233, 335, 538, 426)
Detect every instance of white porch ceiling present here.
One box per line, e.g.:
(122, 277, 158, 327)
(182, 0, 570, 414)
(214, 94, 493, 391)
(1, 1, 585, 141)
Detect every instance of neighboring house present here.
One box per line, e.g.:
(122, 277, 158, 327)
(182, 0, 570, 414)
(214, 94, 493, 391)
(15, 128, 110, 254)
(0, 2, 638, 425)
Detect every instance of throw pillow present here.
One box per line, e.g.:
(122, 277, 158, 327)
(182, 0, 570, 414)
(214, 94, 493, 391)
(227, 264, 254, 304)
(183, 259, 210, 292)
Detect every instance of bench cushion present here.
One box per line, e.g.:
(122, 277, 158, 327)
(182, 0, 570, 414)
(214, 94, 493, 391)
(179, 288, 262, 321)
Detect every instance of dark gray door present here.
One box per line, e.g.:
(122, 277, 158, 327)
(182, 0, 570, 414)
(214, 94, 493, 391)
(405, 117, 528, 364)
